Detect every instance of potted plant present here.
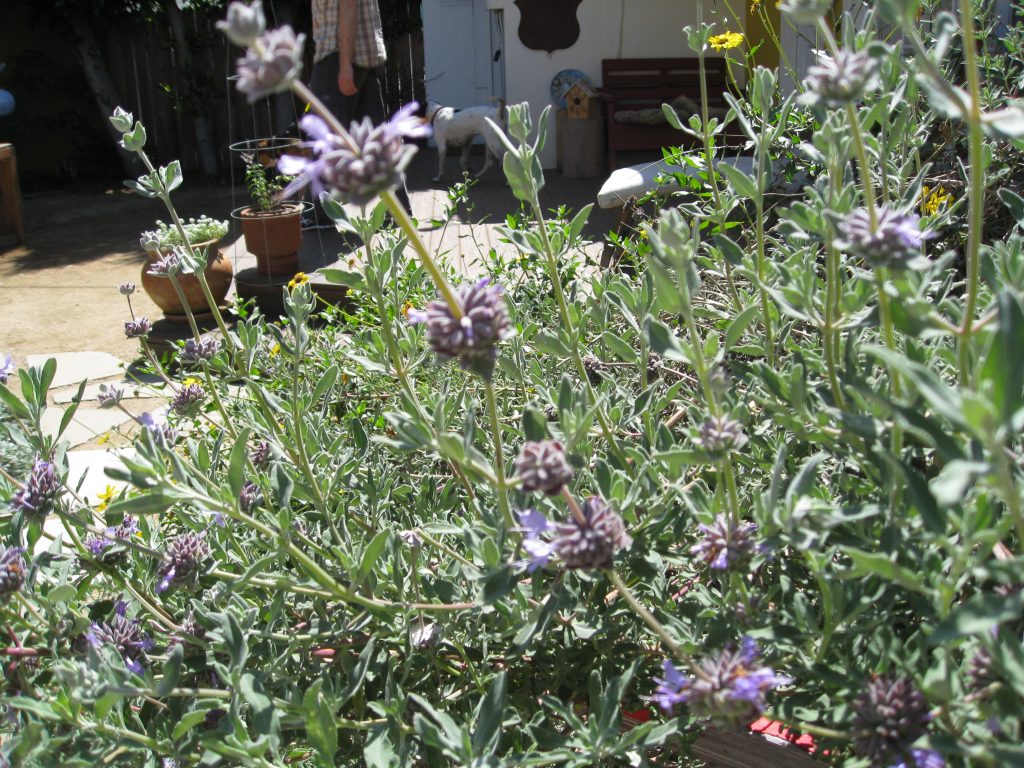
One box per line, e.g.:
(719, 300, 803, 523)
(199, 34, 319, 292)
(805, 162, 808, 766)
(239, 156, 302, 276)
(139, 216, 232, 323)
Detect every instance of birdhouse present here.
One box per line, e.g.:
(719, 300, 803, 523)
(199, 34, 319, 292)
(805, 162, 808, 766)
(566, 81, 599, 119)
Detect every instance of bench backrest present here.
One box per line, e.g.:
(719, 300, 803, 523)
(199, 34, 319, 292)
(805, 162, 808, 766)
(601, 58, 727, 106)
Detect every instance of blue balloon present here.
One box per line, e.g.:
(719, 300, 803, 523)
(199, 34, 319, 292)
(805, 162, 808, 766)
(0, 90, 14, 117)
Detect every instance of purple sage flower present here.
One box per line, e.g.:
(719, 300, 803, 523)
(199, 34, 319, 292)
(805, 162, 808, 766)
(278, 105, 429, 206)
(515, 441, 574, 496)
(407, 277, 511, 379)
(518, 509, 555, 572)
(0, 547, 26, 601)
(691, 514, 759, 570)
(170, 612, 207, 648)
(139, 412, 178, 448)
(552, 496, 632, 571)
(10, 459, 58, 517)
(97, 384, 124, 409)
(118, 281, 136, 296)
(654, 638, 792, 729)
(693, 415, 748, 456)
(239, 480, 263, 512)
(838, 206, 928, 271)
(124, 317, 152, 338)
(852, 675, 932, 766)
(217, 0, 266, 47)
(87, 611, 153, 674)
(181, 335, 221, 364)
(171, 383, 205, 414)
(156, 531, 210, 592)
(234, 26, 305, 102)
(250, 440, 272, 468)
(0, 354, 15, 385)
(891, 749, 945, 768)
(800, 49, 879, 108)
(83, 515, 140, 560)
(147, 251, 182, 277)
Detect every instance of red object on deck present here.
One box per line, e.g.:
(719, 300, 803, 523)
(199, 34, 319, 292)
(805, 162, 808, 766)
(749, 717, 818, 753)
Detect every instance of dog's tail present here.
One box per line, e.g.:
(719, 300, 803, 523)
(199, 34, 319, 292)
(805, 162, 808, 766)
(492, 97, 508, 127)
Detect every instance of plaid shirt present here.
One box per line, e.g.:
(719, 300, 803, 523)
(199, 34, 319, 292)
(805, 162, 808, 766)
(312, 0, 386, 67)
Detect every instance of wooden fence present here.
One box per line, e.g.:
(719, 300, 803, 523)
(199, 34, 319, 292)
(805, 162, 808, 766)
(100, 0, 424, 179)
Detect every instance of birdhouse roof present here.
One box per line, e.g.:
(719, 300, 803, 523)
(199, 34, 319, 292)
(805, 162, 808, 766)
(566, 81, 597, 98)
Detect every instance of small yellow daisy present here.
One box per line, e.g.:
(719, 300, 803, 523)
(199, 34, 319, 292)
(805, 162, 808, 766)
(401, 300, 415, 318)
(921, 185, 953, 216)
(182, 376, 202, 387)
(269, 342, 281, 358)
(287, 272, 309, 289)
(97, 485, 117, 512)
(709, 31, 745, 51)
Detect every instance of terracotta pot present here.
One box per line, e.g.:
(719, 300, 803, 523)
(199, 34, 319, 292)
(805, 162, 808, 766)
(239, 203, 302, 276)
(140, 239, 233, 323)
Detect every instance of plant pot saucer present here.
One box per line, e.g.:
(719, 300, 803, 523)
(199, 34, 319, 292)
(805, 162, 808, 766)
(235, 267, 355, 318)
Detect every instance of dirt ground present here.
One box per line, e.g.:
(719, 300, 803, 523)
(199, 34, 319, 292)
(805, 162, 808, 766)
(0, 183, 239, 368)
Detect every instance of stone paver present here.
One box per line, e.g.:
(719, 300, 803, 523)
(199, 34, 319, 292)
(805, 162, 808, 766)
(51, 378, 164, 404)
(40, 405, 136, 449)
(26, 351, 126, 389)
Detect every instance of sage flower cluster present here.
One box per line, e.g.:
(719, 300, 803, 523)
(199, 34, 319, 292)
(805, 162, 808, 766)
(278, 106, 429, 207)
(408, 278, 511, 380)
(690, 515, 759, 571)
(515, 440, 574, 496)
(10, 458, 58, 517)
(520, 496, 632, 572)
(839, 207, 928, 270)
(654, 638, 792, 728)
(87, 605, 153, 675)
(852, 675, 935, 767)
(156, 531, 210, 592)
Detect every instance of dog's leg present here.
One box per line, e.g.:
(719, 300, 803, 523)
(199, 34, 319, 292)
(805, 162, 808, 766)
(475, 146, 494, 178)
(432, 143, 446, 183)
(459, 143, 472, 173)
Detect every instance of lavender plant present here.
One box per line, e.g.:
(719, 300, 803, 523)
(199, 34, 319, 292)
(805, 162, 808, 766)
(1, 0, 1023, 765)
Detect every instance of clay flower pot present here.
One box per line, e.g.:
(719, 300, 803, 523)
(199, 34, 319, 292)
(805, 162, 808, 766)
(141, 239, 234, 324)
(239, 203, 302, 276)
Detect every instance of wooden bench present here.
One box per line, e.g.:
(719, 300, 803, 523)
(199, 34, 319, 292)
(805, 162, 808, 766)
(600, 57, 729, 170)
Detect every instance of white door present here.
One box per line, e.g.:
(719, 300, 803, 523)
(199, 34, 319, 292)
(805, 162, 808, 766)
(422, 0, 503, 109)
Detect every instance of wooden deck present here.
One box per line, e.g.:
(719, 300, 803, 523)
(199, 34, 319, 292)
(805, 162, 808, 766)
(224, 148, 624, 287)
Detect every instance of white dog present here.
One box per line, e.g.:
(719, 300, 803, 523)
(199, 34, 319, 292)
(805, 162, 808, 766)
(424, 100, 507, 182)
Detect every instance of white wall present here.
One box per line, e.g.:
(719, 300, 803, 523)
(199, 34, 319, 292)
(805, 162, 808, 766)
(484, 0, 731, 168)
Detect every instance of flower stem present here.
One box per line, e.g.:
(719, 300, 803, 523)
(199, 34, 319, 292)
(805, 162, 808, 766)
(607, 570, 685, 660)
(530, 198, 630, 470)
(166, 272, 203, 344)
(380, 188, 464, 320)
(485, 380, 514, 529)
(956, 0, 985, 387)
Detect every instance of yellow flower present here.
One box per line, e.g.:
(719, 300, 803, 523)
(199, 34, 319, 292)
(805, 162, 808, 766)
(96, 484, 117, 512)
(270, 342, 281, 358)
(97, 433, 111, 446)
(750, 0, 762, 10)
(401, 300, 415, 318)
(182, 376, 202, 387)
(921, 185, 953, 216)
(709, 31, 745, 51)
(287, 272, 309, 289)
(347, 257, 357, 268)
